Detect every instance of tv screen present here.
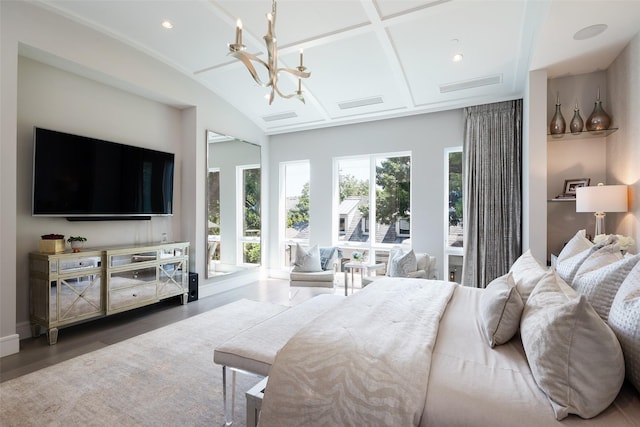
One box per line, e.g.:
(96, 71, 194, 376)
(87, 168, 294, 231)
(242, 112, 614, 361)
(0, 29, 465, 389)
(32, 127, 174, 218)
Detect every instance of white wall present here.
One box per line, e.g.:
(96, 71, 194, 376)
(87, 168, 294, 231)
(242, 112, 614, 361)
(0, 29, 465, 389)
(607, 32, 640, 252)
(1, 0, 265, 356)
(523, 69, 548, 262)
(546, 71, 610, 257)
(15, 56, 183, 332)
(267, 110, 465, 278)
(544, 53, 640, 257)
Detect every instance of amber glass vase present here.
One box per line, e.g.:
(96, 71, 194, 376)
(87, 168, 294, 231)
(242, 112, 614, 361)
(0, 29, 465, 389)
(549, 93, 566, 135)
(586, 88, 611, 132)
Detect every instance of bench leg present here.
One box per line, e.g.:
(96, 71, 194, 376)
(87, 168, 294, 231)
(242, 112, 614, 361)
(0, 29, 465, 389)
(222, 366, 236, 426)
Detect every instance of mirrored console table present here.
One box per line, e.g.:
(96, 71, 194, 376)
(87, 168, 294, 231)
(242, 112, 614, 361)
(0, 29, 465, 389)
(29, 241, 189, 344)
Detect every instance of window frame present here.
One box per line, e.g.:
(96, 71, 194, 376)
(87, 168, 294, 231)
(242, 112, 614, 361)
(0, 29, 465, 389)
(444, 146, 464, 282)
(334, 151, 412, 265)
(237, 164, 261, 266)
(279, 160, 311, 269)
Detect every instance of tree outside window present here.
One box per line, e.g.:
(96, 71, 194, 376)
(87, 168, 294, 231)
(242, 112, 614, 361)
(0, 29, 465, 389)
(281, 161, 310, 267)
(337, 154, 411, 263)
(448, 151, 463, 248)
(207, 169, 220, 261)
(242, 167, 260, 264)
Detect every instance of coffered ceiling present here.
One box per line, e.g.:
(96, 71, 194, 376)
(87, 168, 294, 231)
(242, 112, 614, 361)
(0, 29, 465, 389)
(34, 0, 640, 134)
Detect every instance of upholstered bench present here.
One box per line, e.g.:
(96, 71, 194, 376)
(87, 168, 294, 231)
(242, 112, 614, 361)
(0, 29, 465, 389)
(213, 294, 344, 425)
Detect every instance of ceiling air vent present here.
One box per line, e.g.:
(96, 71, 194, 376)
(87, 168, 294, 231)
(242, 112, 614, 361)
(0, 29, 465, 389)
(338, 96, 384, 110)
(439, 74, 502, 93)
(262, 111, 298, 122)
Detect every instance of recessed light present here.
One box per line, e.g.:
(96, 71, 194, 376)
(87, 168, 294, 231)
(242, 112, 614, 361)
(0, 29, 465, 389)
(452, 53, 464, 62)
(573, 24, 607, 40)
(161, 20, 174, 29)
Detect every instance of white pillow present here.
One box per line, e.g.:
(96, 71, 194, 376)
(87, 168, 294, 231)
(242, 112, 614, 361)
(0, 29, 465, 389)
(574, 243, 623, 275)
(292, 244, 322, 272)
(520, 269, 625, 420)
(556, 233, 620, 286)
(556, 229, 593, 263)
(385, 246, 403, 276)
(389, 249, 417, 277)
(572, 250, 638, 321)
(608, 262, 640, 393)
(508, 249, 547, 303)
(479, 272, 524, 348)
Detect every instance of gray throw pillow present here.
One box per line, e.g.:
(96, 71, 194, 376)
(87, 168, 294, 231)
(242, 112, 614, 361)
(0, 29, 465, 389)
(508, 249, 547, 303)
(520, 269, 624, 420)
(480, 272, 524, 347)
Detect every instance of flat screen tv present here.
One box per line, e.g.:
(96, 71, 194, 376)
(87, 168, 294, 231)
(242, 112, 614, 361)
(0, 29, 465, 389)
(32, 127, 174, 219)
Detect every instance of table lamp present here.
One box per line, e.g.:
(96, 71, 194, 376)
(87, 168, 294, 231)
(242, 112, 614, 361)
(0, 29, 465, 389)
(576, 183, 628, 237)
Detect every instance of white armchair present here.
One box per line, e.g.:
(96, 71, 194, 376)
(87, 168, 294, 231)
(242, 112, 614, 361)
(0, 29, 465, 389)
(362, 247, 437, 286)
(289, 245, 342, 288)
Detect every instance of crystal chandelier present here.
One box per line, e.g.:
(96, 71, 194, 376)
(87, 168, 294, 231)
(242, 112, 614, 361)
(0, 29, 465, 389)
(228, 0, 310, 104)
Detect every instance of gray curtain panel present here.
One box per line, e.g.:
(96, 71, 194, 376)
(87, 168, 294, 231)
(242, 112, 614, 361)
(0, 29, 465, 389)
(462, 99, 522, 288)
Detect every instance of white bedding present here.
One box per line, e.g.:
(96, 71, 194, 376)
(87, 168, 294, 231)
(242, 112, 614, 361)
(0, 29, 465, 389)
(258, 278, 455, 426)
(258, 278, 640, 426)
(424, 285, 640, 426)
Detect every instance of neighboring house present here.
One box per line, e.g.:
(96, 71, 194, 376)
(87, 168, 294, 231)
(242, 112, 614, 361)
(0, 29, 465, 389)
(339, 196, 408, 245)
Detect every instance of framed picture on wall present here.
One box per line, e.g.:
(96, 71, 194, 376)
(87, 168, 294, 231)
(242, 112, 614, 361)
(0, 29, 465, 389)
(563, 178, 590, 196)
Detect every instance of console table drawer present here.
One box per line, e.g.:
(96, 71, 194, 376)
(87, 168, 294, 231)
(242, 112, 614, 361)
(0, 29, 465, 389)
(108, 281, 157, 312)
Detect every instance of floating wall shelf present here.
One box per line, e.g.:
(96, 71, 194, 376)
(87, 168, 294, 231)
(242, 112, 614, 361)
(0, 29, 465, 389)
(547, 128, 618, 141)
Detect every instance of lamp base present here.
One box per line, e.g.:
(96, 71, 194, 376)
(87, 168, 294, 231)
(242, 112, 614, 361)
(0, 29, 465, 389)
(594, 212, 606, 237)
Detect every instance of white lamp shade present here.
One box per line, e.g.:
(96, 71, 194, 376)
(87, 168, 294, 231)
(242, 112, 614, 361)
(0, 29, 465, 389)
(576, 185, 628, 213)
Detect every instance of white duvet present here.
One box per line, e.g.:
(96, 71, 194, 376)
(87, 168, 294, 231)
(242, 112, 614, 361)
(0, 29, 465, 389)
(258, 278, 455, 426)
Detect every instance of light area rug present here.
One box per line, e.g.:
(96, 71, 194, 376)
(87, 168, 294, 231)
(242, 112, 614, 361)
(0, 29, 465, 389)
(0, 299, 289, 427)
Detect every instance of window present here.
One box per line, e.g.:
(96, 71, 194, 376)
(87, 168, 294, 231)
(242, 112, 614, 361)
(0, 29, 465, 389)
(239, 165, 260, 264)
(336, 153, 411, 265)
(444, 147, 463, 282)
(207, 168, 220, 265)
(280, 161, 310, 267)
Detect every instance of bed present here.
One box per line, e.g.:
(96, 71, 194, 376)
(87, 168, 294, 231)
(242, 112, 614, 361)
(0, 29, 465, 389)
(257, 232, 640, 426)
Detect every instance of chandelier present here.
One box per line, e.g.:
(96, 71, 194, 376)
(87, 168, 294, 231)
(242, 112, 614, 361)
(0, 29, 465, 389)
(228, 0, 310, 104)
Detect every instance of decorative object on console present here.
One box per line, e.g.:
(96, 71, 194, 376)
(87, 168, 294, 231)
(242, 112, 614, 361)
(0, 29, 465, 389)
(576, 183, 628, 236)
(228, 0, 311, 105)
(67, 236, 87, 253)
(549, 92, 566, 136)
(351, 251, 363, 262)
(569, 100, 584, 134)
(586, 87, 611, 132)
(39, 234, 65, 254)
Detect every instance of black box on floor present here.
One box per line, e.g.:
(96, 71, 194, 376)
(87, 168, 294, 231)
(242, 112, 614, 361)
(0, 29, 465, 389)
(188, 272, 198, 302)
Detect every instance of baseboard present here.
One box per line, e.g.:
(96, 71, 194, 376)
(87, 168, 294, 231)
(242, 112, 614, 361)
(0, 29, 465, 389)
(0, 333, 20, 357)
(199, 269, 260, 299)
(16, 320, 32, 340)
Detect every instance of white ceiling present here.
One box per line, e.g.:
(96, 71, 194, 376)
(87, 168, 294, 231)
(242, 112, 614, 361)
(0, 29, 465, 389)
(34, 0, 640, 135)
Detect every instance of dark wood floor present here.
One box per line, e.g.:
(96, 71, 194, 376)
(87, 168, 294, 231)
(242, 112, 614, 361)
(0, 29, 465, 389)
(0, 278, 337, 383)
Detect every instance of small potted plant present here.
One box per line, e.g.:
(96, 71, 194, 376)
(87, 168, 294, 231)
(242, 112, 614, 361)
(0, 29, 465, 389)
(67, 236, 87, 253)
